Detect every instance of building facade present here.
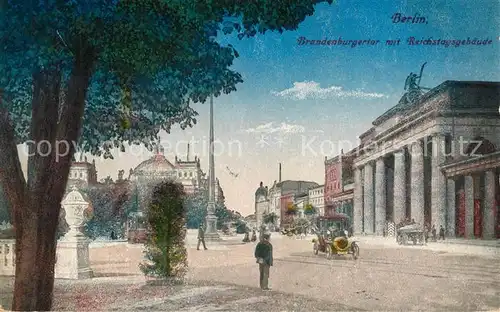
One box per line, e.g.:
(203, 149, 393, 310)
(308, 185, 325, 216)
(352, 80, 500, 239)
(67, 157, 98, 188)
(324, 150, 355, 221)
(278, 180, 319, 227)
(130, 146, 223, 212)
(254, 182, 269, 228)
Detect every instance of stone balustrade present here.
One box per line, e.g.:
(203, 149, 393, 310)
(0, 239, 15, 276)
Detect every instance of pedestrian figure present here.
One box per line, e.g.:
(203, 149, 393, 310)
(110, 230, 116, 240)
(431, 225, 437, 242)
(197, 223, 207, 250)
(243, 230, 250, 242)
(424, 225, 429, 243)
(254, 233, 273, 290)
(251, 229, 257, 242)
(439, 225, 445, 240)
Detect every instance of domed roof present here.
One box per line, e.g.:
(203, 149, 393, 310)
(133, 154, 175, 173)
(255, 182, 267, 197)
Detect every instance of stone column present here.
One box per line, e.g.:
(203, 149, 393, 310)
(363, 162, 374, 234)
(353, 167, 363, 234)
(431, 134, 447, 229)
(483, 171, 497, 239)
(446, 178, 456, 237)
(464, 175, 474, 238)
(375, 158, 386, 235)
(205, 94, 220, 240)
(393, 149, 406, 224)
(410, 140, 425, 226)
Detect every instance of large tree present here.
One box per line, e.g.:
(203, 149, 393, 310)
(0, 0, 333, 310)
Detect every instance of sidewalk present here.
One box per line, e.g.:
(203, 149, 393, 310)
(352, 235, 499, 257)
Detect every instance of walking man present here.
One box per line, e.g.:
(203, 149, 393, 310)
(254, 233, 273, 290)
(197, 223, 207, 250)
(439, 225, 445, 240)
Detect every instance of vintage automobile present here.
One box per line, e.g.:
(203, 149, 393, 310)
(281, 226, 296, 236)
(312, 231, 359, 260)
(311, 213, 359, 260)
(396, 224, 425, 245)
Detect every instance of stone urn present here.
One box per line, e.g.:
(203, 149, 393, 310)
(61, 186, 90, 240)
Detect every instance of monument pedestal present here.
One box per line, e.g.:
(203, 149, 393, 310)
(205, 214, 221, 241)
(55, 236, 93, 279)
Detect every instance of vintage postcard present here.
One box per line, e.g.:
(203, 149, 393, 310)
(0, 0, 498, 311)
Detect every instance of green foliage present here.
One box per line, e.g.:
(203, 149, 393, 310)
(140, 181, 187, 279)
(1, 0, 334, 155)
(263, 212, 277, 224)
(235, 220, 249, 234)
(184, 189, 237, 229)
(304, 203, 315, 215)
(82, 183, 132, 240)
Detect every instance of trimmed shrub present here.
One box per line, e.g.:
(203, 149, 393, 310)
(139, 181, 188, 279)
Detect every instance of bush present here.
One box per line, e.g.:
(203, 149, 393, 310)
(139, 181, 188, 279)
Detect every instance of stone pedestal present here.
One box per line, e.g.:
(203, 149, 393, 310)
(55, 187, 93, 279)
(375, 158, 386, 235)
(205, 212, 221, 241)
(55, 238, 93, 279)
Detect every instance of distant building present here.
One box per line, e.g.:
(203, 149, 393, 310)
(293, 192, 309, 219)
(67, 156, 98, 188)
(324, 149, 356, 221)
(254, 182, 269, 227)
(277, 180, 319, 227)
(308, 184, 325, 216)
(265, 162, 320, 227)
(129, 144, 216, 213)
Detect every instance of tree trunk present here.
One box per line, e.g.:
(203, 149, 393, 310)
(0, 44, 96, 311)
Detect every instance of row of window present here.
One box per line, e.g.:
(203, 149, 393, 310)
(310, 198, 323, 205)
(70, 170, 85, 179)
(309, 189, 324, 195)
(178, 171, 194, 178)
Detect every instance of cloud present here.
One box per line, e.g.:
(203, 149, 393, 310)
(271, 81, 386, 100)
(245, 122, 306, 134)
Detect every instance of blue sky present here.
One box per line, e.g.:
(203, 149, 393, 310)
(20, 0, 499, 216)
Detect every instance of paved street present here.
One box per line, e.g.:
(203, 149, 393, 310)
(1, 232, 499, 311)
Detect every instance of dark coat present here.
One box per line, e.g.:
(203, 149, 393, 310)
(198, 227, 205, 239)
(254, 240, 273, 266)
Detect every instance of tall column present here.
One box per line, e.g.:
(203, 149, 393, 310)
(410, 140, 425, 225)
(446, 178, 456, 237)
(483, 171, 497, 239)
(375, 158, 386, 235)
(393, 149, 406, 224)
(363, 162, 374, 234)
(464, 175, 474, 239)
(205, 95, 220, 240)
(353, 167, 363, 234)
(431, 134, 447, 229)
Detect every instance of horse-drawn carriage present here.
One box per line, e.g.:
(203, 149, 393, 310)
(396, 224, 425, 245)
(311, 214, 359, 260)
